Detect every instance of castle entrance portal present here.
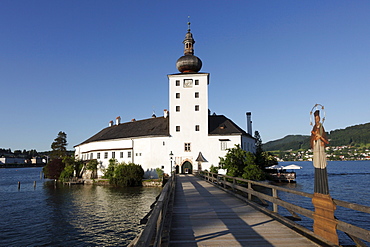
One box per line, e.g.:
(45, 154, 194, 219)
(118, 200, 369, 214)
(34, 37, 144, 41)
(181, 161, 193, 174)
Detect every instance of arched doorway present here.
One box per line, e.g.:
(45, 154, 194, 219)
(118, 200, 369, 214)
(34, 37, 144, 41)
(181, 161, 193, 174)
(175, 165, 179, 174)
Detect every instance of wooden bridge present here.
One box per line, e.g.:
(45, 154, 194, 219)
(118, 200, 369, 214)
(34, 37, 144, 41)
(130, 172, 370, 247)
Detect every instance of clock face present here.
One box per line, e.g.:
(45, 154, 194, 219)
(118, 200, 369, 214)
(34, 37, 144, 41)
(184, 79, 193, 88)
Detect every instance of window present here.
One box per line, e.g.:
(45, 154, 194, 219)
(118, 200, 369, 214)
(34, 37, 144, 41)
(195, 92, 199, 98)
(97, 153, 101, 159)
(176, 80, 180, 86)
(221, 141, 228, 151)
(176, 93, 180, 99)
(120, 152, 123, 158)
(90, 153, 93, 160)
(183, 79, 193, 88)
(112, 152, 115, 158)
(176, 106, 180, 112)
(128, 151, 132, 158)
(176, 126, 180, 132)
(184, 143, 191, 152)
(195, 125, 200, 131)
(195, 105, 199, 111)
(195, 79, 199, 85)
(104, 152, 108, 159)
(163, 141, 165, 146)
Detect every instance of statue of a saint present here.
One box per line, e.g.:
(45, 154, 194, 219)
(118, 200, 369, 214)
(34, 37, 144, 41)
(310, 109, 330, 194)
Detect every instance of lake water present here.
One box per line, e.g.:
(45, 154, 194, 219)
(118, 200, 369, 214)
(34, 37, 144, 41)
(0, 167, 161, 246)
(1, 162, 369, 246)
(277, 160, 370, 246)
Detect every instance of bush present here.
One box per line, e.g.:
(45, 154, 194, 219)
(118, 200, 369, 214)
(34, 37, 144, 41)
(210, 165, 219, 173)
(156, 168, 164, 179)
(43, 159, 65, 179)
(108, 161, 144, 187)
(59, 164, 74, 182)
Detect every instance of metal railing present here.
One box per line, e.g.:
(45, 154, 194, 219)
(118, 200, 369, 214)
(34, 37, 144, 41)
(200, 171, 370, 246)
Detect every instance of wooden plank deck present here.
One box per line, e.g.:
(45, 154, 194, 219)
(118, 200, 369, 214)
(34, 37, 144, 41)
(169, 175, 319, 247)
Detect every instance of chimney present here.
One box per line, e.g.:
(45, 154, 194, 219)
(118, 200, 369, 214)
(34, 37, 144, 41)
(109, 120, 113, 127)
(164, 109, 168, 118)
(246, 112, 252, 135)
(116, 116, 121, 125)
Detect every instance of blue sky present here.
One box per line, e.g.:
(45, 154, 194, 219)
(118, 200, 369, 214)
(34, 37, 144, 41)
(1, 1, 369, 151)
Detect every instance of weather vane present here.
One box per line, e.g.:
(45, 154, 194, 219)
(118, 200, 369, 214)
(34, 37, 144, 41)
(187, 16, 191, 31)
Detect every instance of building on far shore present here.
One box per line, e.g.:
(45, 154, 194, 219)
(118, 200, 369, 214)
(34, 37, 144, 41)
(74, 23, 256, 178)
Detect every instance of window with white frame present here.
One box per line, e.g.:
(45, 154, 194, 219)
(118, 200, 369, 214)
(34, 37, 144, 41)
(104, 152, 108, 159)
(97, 153, 100, 159)
(120, 152, 123, 158)
(128, 151, 132, 158)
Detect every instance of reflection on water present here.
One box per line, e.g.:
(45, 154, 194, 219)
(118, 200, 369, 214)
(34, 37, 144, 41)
(0, 167, 161, 246)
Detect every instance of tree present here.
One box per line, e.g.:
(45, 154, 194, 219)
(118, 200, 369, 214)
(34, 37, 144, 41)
(219, 144, 265, 180)
(254, 131, 265, 169)
(51, 131, 68, 159)
(254, 131, 278, 168)
(86, 159, 99, 179)
(43, 158, 65, 179)
(242, 152, 265, 181)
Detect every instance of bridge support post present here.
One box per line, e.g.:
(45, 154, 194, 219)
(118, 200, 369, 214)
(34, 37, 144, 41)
(312, 193, 339, 245)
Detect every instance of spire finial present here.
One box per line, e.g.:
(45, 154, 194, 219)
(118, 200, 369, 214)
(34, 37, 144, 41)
(187, 16, 191, 32)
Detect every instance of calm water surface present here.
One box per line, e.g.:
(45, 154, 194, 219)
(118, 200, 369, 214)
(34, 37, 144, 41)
(277, 160, 370, 246)
(0, 167, 161, 246)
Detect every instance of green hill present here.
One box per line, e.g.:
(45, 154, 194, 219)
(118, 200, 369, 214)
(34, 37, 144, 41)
(263, 122, 370, 151)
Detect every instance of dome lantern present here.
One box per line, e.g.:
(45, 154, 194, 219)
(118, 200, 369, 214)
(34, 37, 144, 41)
(176, 20, 202, 73)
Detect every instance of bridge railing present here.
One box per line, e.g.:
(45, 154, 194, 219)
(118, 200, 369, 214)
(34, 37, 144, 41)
(200, 171, 370, 246)
(129, 174, 176, 247)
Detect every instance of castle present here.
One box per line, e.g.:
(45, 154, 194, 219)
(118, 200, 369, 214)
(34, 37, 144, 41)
(74, 23, 256, 177)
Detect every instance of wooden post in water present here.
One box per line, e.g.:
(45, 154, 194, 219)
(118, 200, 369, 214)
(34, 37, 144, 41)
(18, 181, 21, 190)
(34, 181, 36, 189)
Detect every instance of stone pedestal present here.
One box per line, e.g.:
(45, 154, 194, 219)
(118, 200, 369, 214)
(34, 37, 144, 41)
(312, 193, 339, 245)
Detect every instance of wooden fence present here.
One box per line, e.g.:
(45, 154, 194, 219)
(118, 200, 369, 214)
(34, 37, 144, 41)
(129, 174, 176, 247)
(200, 171, 370, 246)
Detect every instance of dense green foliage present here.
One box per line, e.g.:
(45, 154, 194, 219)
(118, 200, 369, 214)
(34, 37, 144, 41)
(44, 157, 83, 180)
(254, 131, 278, 168)
(264, 122, 370, 151)
(219, 145, 265, 180)
(43, 158, 65, 179)
(0, 148, 39, 159)
(209, 165, 219, 173)
(103, 160, 144, 186)
(155, 168, 164, 179)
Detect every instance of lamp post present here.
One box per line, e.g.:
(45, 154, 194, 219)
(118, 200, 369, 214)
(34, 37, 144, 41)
(169, 151, 174, 176)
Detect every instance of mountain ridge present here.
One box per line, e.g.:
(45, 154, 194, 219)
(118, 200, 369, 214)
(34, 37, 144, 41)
(263, 122, 370, 151)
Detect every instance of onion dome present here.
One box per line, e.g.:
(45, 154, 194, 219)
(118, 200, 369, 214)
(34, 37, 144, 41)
(176, 21, 202, 73)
